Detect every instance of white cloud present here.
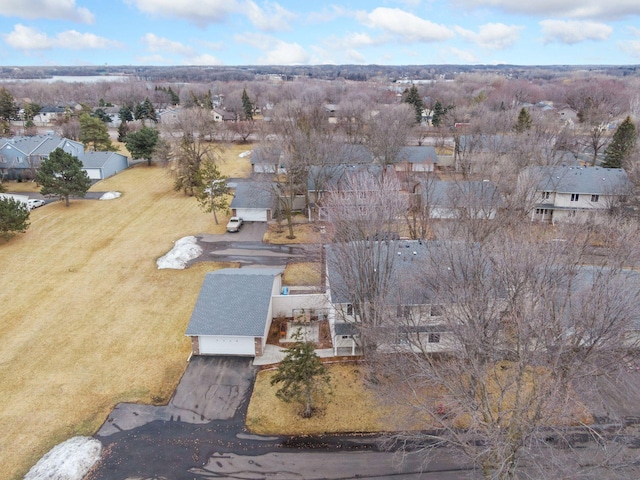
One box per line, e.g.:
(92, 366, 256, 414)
(452, 0, 640, 20)
(540, 20, 612, 44)
(244, 1, 295, 31)
(339, 32, 379, 49)
(455, 23, 523, 49)
(448, 47, 479, 63)
(184, 54, 223, 65)
(306, 5, 348, 23)
(4, 24, 120, 50)
(142, 33, 195, 56)
(357, 7, 454, 42)
(126, 0, 239, 26)
(0, 0, 94, 23)
(259, 41, 310, 65)
(621, 40, 640, 60)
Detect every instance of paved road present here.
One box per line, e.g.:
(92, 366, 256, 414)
(88, 356, 476, 479)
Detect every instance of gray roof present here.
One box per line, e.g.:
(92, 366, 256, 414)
(185, 268, 282, 337)
(79, 151, 127, 168)
(531, 166, 632, 195)
(230, 181, 275, 209)
(396, 146, 438, 164)
(428, 180, 502, 208)
(251, 145, 283, 166)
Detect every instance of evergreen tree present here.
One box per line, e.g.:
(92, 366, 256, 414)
(35, 148, 91, 207)
(603, 116, 637, 169)
(404, 85, 424, 124)
(194, 160, 230, 225)
(119, 105, 134, 123)
(270, 330, 332, 418)
(134, 98, 157, 124)
(0, 197, 30, 240)
(117, 121, 130, 142)
(0, 87, 18, 122)
(125, 127, 160, 166)
(241, 88, 254, 121)
(514, 107, 532, 133)
(79, 113, 115, 151)
(431, 100, 445, 127)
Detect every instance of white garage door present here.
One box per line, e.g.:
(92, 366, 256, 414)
(199, 335, 256, 356)
(83, 168, 102, 180)
(236, 208, 268, 222)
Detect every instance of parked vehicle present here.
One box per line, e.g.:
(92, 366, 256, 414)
(27, 199, 45, 210)
(226, 216, 243, 232)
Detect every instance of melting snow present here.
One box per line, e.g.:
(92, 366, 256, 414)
(99, 191, 121, 200)
(156, 236, 202, 269)
(24, 436, 102, 480)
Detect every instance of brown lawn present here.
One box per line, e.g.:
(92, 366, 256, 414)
(0, 165, 234, 480)
(246, 363, 391, 435)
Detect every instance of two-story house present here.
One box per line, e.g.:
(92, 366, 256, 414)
(528, 165, 633, 224)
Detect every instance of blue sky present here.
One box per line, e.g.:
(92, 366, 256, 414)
(0, 1, 639, 66)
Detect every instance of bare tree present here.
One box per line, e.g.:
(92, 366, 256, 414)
(368, 223, 640, 479)
(365, 104, 414, 168)
(324, 170, 408, 351)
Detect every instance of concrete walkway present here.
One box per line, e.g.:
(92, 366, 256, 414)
(253, 344, 335, 366)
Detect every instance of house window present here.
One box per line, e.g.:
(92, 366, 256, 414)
(346, 304, 353, 316)
(591, 194, 599, 202)
(396, 332, 409, 345)
(535, 208, 549, 215)
(397, 305, 411, 318)
(542, 191, 550, 200)
(430, 305, 444, 317)
(428, 333, 441, 343)
(570, 194, 579, 202)
(341, 335, 350, 340)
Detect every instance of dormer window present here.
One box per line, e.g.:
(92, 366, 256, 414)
(591, 194, 599, 202)
(570, 194, 579, 202)
(542, 191, 550, 200)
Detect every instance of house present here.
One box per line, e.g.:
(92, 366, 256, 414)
(0, 134, 84, 180)
(186, 268, 283, 356)
(557, 106, 578, 125)
(250, 145, 285, 174)
(212, 109, 236, 122)
(394, 146, 438, 173)
(325, 240, 453, 356)
(526, 165, 633, 224)
(156, 107, 183, 126)
(79, 151, 129, 180)
(230, 181, 275, 222)
(420, 180, 502, 219)
(33, 106, 66, 126)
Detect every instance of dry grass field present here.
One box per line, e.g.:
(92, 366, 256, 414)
(0, 157, 249, 479)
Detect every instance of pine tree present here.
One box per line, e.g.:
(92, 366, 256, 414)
(79, 113, 115, 151)
(431, 100, 445, 127)
(514, 107, 532, 133)
(35, 148, 91, 207)
(0, 197, 30, 240)
(270, 330, 332, 418)
(603, 116, 636, 169)
(194, 160, 230, 225)
(241, 88, 253, 121)
(404, 85, 424, 124)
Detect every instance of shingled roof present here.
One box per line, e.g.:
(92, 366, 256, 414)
(185, 268, 282, 337)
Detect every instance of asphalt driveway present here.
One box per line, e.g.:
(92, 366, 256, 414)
(96, 356, 256, 437)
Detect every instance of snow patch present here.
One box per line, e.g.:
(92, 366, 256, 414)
(99, 191, 121, 200)
(156, 236, 202, 269)
(239, 150, 252, 158)
(24, 436, 102, 480)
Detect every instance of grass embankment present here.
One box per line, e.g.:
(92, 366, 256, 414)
(0, 145, 252, 480)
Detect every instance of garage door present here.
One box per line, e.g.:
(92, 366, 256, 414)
(83, 168, 102, 180)
(199, 335, 256, 356)
(235, 208, 268, 222)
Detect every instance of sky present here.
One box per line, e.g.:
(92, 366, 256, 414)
(0, 0, 640, 67)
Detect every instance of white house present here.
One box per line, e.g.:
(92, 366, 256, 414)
(527, 166, 633, 224)
(186, 268, 283, 356)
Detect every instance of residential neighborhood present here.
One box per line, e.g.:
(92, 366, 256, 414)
(2, 65, 640, 480)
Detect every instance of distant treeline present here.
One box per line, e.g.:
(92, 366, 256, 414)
(1, 64, 639, 83)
